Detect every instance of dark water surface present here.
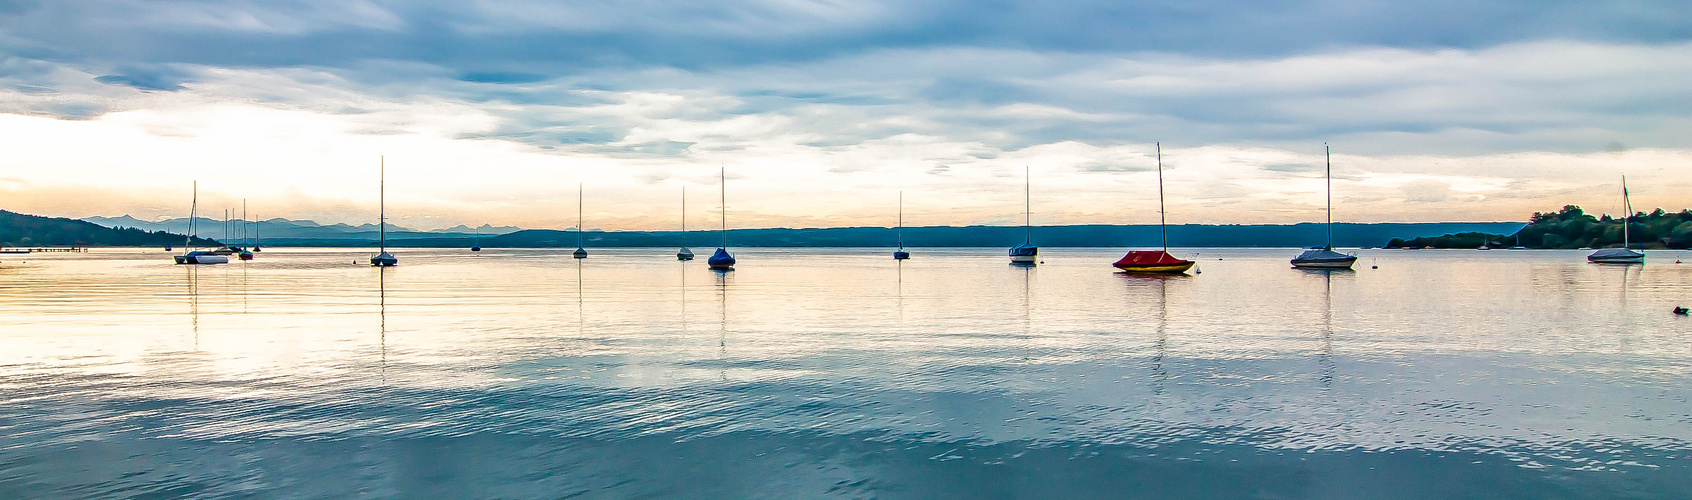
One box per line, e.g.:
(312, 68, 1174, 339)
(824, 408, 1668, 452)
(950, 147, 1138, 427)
(3, 247, 1691, 498)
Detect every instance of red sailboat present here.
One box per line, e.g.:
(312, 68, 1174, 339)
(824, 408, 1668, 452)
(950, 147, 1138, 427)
(1114, 142, 1195, 274)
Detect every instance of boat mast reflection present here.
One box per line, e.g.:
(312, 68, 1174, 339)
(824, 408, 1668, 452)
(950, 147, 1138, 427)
(1318, 269, 1335, 388)
(716, 269, 729, 352)
(186, 265, 199, 350)
(1118, 273, 1188, 395)
(1297, 268, 1347, 388)
(379, 266, 387, 382)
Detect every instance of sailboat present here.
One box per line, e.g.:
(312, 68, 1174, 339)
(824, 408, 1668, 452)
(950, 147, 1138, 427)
(252, 219, 261, 252)
(1588, 175, 1645, 264)
(893, 191, 910, 260)
(1113, 142, 1195, 274)
(572, 183, 588, 259)
(237, 200, 254, 261)
(370, 156, 398, 267)
(707, 167, 736, 270)
(471, 226, 481, 252)
(1008, 166, 1037, 264)
(174, 182, 228, 265)
(677, 186, 694, 260)
(212, 209, 236, 255)
(1291, 144, 1357, 269)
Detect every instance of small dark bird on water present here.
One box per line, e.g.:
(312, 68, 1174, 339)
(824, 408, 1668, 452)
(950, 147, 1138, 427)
(1675, 306, 1689, 316)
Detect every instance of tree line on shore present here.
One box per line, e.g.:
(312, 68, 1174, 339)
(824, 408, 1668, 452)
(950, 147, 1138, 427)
(1386, 205, 1692, 249)
(1, 210, 219, 248)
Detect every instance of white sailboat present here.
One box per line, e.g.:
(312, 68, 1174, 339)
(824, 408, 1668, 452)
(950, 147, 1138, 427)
(1008, 166, 1037, 264)
(1291, 144, 1358, 269)
(174, 181, 227, 265)
(1588, 175, 1645, 264)
(370, 157, 397, 267)
(893, 191, 910, 260)
(677, 186, 694, 260)
(573, 183, 588, 259)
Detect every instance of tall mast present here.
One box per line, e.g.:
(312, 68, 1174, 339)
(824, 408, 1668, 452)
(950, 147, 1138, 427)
(577, 183, 585, 248)
(1157, 142, 1168, 252)
(187, 181, 196, 251)
(898, 191, 905, 248)
(379, 156, 386, 252)
(1024, 165, 1031, 244)
(1326, 143, 1333, 249)
(720, 167, 727, 248)
(681, 185, 686, 234)
(242, 199, 248, 248)
(1622, 175, 1631, 250)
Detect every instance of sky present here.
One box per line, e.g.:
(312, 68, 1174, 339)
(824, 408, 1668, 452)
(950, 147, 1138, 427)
(1, 1, 1688, 231)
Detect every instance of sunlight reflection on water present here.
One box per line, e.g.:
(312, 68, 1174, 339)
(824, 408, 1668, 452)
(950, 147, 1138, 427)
(2, 247, 1691, 498)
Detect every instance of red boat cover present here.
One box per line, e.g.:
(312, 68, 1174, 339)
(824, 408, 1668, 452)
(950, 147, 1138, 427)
(1113, 250, 1189, 267)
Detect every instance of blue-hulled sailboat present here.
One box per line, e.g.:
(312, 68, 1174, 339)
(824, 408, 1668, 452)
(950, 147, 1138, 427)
(708, 167, 735, 270)
(573, 183, 588, 259)
(894, 191, 910, 260)
(370, 156, 397, 267)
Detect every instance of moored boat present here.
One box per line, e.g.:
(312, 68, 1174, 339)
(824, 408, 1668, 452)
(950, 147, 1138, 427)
(1009, 166, 1037, 265)
(894, 191, 910, 260)
(708, 167, 735, 270)
(677, 186, 694, 260)
(573, 183, 588, 259)
(1113, 250, 1194, 273)
(370, 156, 398, 267)
(1290, 144, 1357, 270)
(1290, 247, 1357, 269)
(174, 181, 226, 265)
(1115, 142, 1194, 274)
(1588, 175, 1644, 265)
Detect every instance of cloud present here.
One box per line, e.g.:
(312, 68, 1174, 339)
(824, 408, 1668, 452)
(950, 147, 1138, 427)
(0, 2, 1689, 228)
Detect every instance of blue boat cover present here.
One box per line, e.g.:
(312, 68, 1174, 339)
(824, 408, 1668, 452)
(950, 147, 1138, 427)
(708, 247, 736, 267)
(1009, 244, 1038, 257)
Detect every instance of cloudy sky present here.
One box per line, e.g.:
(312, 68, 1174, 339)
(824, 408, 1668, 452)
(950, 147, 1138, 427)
(1, 1, 1688, 230)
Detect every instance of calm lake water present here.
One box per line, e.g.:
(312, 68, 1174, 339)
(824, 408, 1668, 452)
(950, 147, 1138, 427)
(3, 247, 1691, 498)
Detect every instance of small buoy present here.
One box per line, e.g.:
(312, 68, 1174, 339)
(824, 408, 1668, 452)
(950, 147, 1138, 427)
(1039, 260, 1044, 264)
(1371, 265, 1378, 269)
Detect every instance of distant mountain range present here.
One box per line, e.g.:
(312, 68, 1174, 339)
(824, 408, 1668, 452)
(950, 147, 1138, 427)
(82, 215, 520, 246)
(3, 210, 217, 248)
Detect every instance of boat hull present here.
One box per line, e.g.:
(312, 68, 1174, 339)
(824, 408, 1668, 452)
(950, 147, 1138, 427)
(1291, 257, 1356, 269)
(1588, 256, 1644, 264)
(572, 248, 588, 259)
(174, 254, 228, 265)
(1587, 248, 1644, 264)
(677, 247, 694, 260)
(893, 250, 910, 260)
(1009, 244, 1038, 264)
(370, 251, 397, 267)
(707, 248, 735, 270)
(1113, 262, 1194, 274)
